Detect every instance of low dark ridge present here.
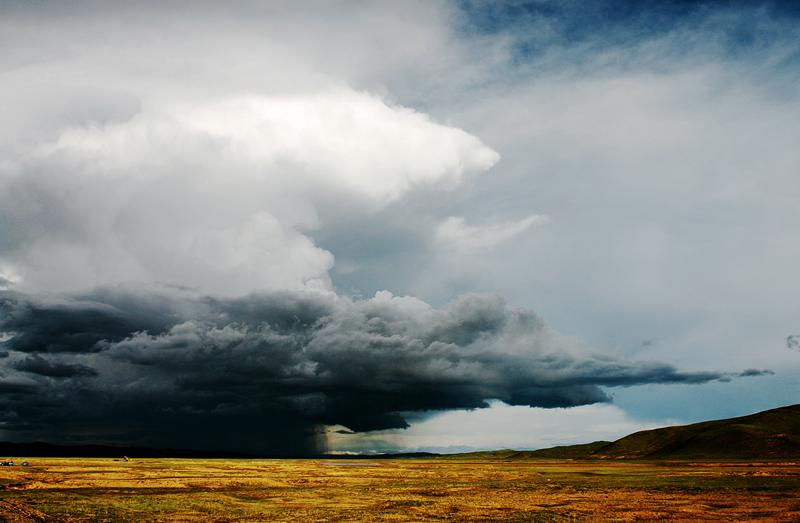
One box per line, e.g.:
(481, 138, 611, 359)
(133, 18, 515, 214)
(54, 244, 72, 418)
(0, 441, 282, 459)
(590, 404, 800, 460)
(0, 441, 441, 460)
(323, 452, 441, 459)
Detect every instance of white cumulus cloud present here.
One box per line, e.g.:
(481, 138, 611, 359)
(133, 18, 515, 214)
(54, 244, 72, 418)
(0, 87, 498, 295)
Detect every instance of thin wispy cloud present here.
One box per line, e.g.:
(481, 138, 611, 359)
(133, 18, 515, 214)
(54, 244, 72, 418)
(435, 214, 548, 252)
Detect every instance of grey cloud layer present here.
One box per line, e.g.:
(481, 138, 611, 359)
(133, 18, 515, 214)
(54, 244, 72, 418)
(0, 285, 741, 453)
(0, 0, 795, 453)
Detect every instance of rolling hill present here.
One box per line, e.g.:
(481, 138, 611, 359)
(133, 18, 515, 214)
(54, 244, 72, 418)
(589, 404, 800, 460)
(454, 404, 800, 461)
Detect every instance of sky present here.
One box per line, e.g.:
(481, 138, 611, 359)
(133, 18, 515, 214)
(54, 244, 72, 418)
(0, 0, 798, 455)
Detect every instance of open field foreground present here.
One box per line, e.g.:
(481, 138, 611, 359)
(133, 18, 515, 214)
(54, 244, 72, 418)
(1, 458, 799, 522)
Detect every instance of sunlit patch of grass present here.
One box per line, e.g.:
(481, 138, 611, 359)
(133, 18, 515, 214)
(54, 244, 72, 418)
(1, 458, 799, 521)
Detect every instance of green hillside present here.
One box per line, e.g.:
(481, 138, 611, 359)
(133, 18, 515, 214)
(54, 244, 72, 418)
(590, 404, 800, 460)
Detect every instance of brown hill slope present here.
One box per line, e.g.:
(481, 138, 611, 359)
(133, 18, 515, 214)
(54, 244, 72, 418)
(444, 442, 612, 461)
(511, 441, 612, 459)
(591, 404, 800, 460)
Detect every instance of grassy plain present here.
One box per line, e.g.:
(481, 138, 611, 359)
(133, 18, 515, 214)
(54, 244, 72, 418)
(1, 457, 799, 522)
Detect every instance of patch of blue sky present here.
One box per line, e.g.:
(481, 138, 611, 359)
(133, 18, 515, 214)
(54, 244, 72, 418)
(452, 0, 800, 74)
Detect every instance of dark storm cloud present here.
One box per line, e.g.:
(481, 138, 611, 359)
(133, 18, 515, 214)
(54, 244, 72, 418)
(0, 289, 180, 353)
(12, 354, 98, 378)
(0, 285, 751, 454)
(737, 369, 774, 377)
(0, 380, 37, 394)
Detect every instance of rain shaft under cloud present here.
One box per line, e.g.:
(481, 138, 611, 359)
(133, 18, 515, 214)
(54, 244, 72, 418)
(0, 285, 742, 455)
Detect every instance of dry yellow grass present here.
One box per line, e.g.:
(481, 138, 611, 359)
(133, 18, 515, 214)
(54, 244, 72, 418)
(1, 457, 799, 521)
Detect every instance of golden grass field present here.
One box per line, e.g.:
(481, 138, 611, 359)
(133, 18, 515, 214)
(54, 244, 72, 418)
(1, 457, 799, 522)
